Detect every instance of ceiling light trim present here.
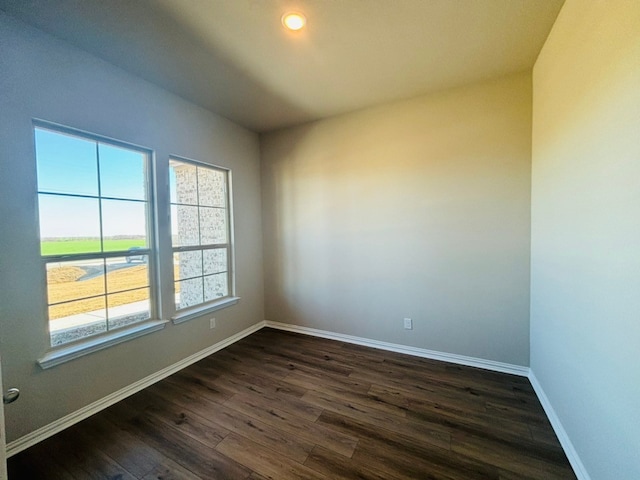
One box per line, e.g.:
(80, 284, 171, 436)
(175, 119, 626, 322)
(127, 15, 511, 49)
(281, 12, 306, 31)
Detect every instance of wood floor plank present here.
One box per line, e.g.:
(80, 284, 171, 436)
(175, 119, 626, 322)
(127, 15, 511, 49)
(105, 405, 251, 479)
(241, 341, 355, 377)
(529, 422, 564, 447)
(365, 381, 536, 441)
(8, 329, 576, 480)
(266, 339, 366, 372)
(140, 457, 203, 480)
(163, 369, 236, 404)
(212, 372, 323, 421)
(78, 413, 167, 478)
(50, 425, 138, 480)
(283, 370, 407, 418)
(356, 348, 515, 398)
(140, 373, 321, 464)
(281, 365, 372, 394)
(213, 367, 308, 399)
(348, 444, 451, 480)
(202, 349, 292, 379)
(451, 430, 577, 479)
(249, 473, 273, 480)
(302, 389, 451, 450)
(353, 437, 499, 480)
(124, 388, 230, 449)
(145, 376, 228, 414)
(485, 400, 550, 426)
(172, 394, 316, 464)
(358, 373, 539, 440)
(224, 392, 359, 458)
(240, 330, 354, 359)
(348, 365, 494, 405)
(7, 441, 76, 480)
(216, 433, 327, 480)
(304, 444, 401, 480)
(316, 409, 501, 480)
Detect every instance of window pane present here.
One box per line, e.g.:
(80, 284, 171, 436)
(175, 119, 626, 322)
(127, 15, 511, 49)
(49, 297, 107, 346)
(171, 205, 200, 246)
(197, 167, 226, 207)
(35, 125, 156, 348)
(35, 127, 98, 196)
(39, 194, 101, 255)
(176, 277, 203, 309)
(204, 273, 228, 302)
(107, 288, 150, 330)
(203, 248, 227, 275)
(101, 199, 148, 251)
(106, 256, 149, 293)
(47, 259, 105, 305)
(175, 250, 203, 280)
(99, 143, 146, 200)
(200, 207, 227, 244)
(170, 160, 198, 205)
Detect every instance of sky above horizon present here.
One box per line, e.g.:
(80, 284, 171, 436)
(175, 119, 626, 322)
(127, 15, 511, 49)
(35, 127, 149, 240)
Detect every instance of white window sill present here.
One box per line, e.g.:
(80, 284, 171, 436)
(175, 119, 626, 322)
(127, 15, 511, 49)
(172, 296, 240, 325)
(38, 319, 168, 369)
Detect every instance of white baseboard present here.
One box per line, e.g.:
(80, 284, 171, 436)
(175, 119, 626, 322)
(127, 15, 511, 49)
(528, 371, 591, 480)
(264, 321, 529, 377)
(6, 320, 266, 457)
(265, 321, 591, 479)
(6, 318, 588, 480)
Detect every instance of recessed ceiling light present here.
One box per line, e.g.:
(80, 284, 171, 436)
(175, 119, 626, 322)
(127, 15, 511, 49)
(282, 12, 306, 31)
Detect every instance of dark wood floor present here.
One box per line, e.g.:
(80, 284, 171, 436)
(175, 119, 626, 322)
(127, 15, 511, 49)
(8, 328, 576, 479)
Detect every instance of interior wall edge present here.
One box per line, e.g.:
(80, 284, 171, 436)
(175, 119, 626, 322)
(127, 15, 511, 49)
(266, 319, 589, 480)
(7, 316, 589, 480)
(264, 320, 529, 377)
(260, 71, 533, 367)
(0, 11, 265, 442)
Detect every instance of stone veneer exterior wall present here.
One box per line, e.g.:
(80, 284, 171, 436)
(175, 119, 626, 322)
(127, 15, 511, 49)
(174, 163, 229, 308)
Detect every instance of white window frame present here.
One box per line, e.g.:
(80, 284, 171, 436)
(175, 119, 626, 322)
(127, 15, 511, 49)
(34, 121, 167, 369)
(169, 155, 238, 324)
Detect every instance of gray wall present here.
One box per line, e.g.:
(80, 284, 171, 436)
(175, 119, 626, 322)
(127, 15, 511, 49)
(261, 73, 532, 366)
(0, 13, 264, 442)
(531, 1, 640, 478)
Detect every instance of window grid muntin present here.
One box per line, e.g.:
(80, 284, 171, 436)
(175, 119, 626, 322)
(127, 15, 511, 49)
(170, 157, 232, 311)
(43, 249, 152, 262)
(35, 122, 155, 347)
(38, 192, 149, 204)
(43, 257, 154, 340)
(173, 246, 229, 283)
(46, 281, 152, 307)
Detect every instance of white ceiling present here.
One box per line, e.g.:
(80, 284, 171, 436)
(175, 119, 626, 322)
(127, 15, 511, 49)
(0, 0, 564, 132)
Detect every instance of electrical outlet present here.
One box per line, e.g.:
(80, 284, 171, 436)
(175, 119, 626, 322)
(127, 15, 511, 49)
(209, 317, 216, 329)
(403, 317, 412, 330)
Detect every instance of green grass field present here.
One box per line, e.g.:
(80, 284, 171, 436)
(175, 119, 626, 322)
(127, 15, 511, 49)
(41, 238, 146, 256)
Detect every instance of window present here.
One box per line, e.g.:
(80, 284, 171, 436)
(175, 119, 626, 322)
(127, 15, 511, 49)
(169, 157, 233, 315)
(34, 124, 156, 347)
(32, 123, 237, 366)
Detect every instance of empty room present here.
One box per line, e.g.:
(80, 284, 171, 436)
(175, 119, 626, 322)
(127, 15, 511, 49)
(0, 1, 638, 479)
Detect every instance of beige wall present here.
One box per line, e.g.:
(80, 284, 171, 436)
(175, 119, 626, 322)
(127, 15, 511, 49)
(531, 1, 640, 478)
(261, 73, 532, 366)
(0, 13, 264, 442)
